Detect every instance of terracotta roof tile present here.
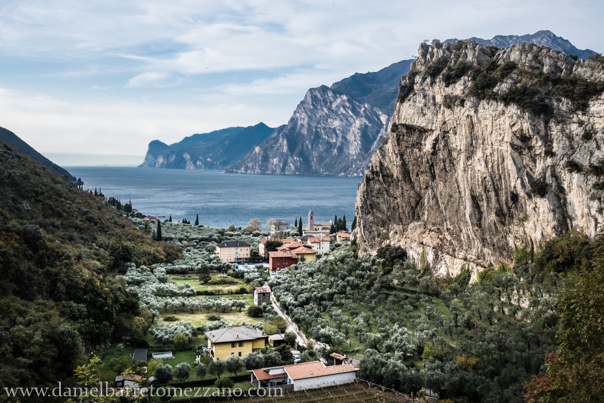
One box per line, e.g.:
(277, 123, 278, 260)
(283, 362, 357, 380)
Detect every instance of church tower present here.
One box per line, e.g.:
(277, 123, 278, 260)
(308, 210, 315, 231)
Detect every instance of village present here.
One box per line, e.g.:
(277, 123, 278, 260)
(105, 210, 363, 400)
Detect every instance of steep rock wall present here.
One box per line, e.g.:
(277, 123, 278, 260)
(355, 40, 604, 278)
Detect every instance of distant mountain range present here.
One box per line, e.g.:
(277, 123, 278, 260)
(142, 30, 597, 177)
(140, 123, 275, 170)
(0, 126, 76, 182)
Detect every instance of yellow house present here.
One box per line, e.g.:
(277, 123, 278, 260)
(205, 326, 268, 361)
(216, 241, 251, 263)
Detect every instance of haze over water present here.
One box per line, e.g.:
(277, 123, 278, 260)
(68, 167, 361, 229)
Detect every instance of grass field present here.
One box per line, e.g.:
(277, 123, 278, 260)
(170, 274, 246, 293)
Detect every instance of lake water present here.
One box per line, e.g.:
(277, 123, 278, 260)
(67, 167, 361, 229)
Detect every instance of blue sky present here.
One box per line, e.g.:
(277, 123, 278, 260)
(0, 0, 601, 166)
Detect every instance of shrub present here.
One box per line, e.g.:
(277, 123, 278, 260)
(425, 57, 448, 79)
(247, 305, 263, 318)
(498, 61, 517, 79)
(442, 63, 471, 87)
(398, 71, 418, 102)
(207, 315, 221, 321)
(214, 377, 234, 389)
(163, 316, 178, 322)
(530, 179, 548, 197)
(173, 333, 189, 351)
(500, 84, 550, 115)
(565, 160, 583, 173)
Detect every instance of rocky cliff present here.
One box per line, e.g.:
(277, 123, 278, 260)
(355, 40, 604, 278)
(226, 86, 391, 176)
(140, 123, 274, 170)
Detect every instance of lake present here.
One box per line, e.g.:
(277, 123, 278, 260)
(67, 167, 361, 229)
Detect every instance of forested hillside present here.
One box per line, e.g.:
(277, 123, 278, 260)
(0, 139, 181, 398)
(269, 231, 602, 402)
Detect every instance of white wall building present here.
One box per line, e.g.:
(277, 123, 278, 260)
(250, 361, 358, 391)
(306, 236, 330, 255)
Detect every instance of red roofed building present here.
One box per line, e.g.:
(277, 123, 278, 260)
(268, 244, 317, 273)
(250, 361, 358, 391)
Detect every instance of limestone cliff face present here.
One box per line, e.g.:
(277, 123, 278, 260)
(227, 86, 391, 177)
(355, 40, 604, 278)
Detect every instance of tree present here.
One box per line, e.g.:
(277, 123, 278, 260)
(351, 215, 357, 231)
(154, 364, 174, 383)
(195, 363, 207, 379)
(294, 218, 298, 228)
(243, 352, 264, 370)
(298, 217, 303, 235)
(226, 355, 243, 375)
(266, 218, 276, 232)
(169, 215, 172, 222)
(174, 362, 191, 381)
(247, 218, 261, 233)
(195, 214, 199, 226)
(156, 220, 162, 241)
(263, 351, 283, 367)
(284, 331, 297, 347)
(342, 215, 347, 231)
(214, 377, 234, 389)
(247, 305, 263, 317)
(173, 333, 189, 350)
(208, 359, 226, 378)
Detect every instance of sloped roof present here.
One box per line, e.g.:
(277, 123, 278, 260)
(255, 285, 271, 293)
(205, 326, 267, 344)
(284, 362, 357, 380)
(308, 237, 330, 243)
(252, 367, 288, 381)
(216, 241, 250, 248)
(133, 348, 148, 362)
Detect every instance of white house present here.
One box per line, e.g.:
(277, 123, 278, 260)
(250, 361, 358, 391)
(306, 236, 330, 255)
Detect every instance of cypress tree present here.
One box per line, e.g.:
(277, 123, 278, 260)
(156, 220, 162, 241)
(94, 188, 98, 196)
(330, 224, 336, 234)
(195, 214, 199, 226)
(169, 215, 172, 222)
(294, 218, 298, 227)
(298, 217, 303, 235)
(351, 215, 357, 231)
(342, 215, 347, 232)
(334, 215, 338, 231)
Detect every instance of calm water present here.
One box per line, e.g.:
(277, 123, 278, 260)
(67, 167, 361, 229)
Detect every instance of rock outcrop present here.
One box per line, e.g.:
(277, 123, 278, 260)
(226, 86, 391, 177)
(355, 40, 604, 278)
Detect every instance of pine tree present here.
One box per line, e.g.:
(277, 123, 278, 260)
(195, 214, 199, 226)
(351, 215, 357, 231)
(156, 221, 162, 241)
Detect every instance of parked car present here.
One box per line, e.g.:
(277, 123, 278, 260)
(293, 355, 301, 363)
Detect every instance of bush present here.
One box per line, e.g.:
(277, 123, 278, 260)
(565, 160, 583, 173)
(207, 315, 221, 321)
(500, 84, 550, 115)
(154, 364, 174, 384)
(173, 333, 189, 351)
(425, 57, 448, 79)
(530, 179, 548, 197)
(163, 316, 179, 322)
(442, 63, 471, 87)
(247, 305, 263, 318)
(214, 377, 234, 389)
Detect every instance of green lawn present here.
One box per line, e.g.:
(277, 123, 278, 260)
(169, 274, 246, 293)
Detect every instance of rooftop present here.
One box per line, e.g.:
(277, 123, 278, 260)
(268, 333, 285, 341)
(133, 348, 148, 362)
(252, 367, 288, 381)
(308, 237, 330, 242)
(216, 241, 251, 248)
(205, 326, 266, 344)
(284, 362, 358, 380)
(255, 285, 271, 293)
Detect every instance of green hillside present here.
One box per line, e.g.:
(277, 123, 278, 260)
(0, 139, 181, 398)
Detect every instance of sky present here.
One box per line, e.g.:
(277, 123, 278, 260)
(0, 0, 601, 166)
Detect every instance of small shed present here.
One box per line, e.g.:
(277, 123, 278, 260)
(132, 348, 148, 362)
(268, 333, 286, 347)
(254, 283, 271, 306)
(329, 352, 347, 365)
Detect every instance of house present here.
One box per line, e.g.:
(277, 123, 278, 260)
(250, 361, 358, 391)
(306, 236, 330, 255)
(303, 210, 332, 235)
(269, 244, 317, 273)
(336, 231, 351, 242)
(254, 283, 271, 306)
(329, 352, 347, 365)
(259, 238, 295, 258)
(205, 326, 268, 361)
(268, 333, 286, 347)
(216, 241, 251, 263)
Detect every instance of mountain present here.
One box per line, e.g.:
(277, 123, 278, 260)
(140, 123, 275, 169)
(226, 86, 390, 177)
(355, 39, 604, 277)
(0, 136, 180, 395)
(330, 59, 414, 113)
(445, 30, 596, 59)
(0, 126, 76, 181)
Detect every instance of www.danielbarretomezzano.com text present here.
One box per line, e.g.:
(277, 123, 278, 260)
(4, 383, 285, 399)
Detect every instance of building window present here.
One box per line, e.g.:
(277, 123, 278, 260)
(231, 342, 235, 348)
(238, 352, 241, 357)
(239, 341, 243, 347)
